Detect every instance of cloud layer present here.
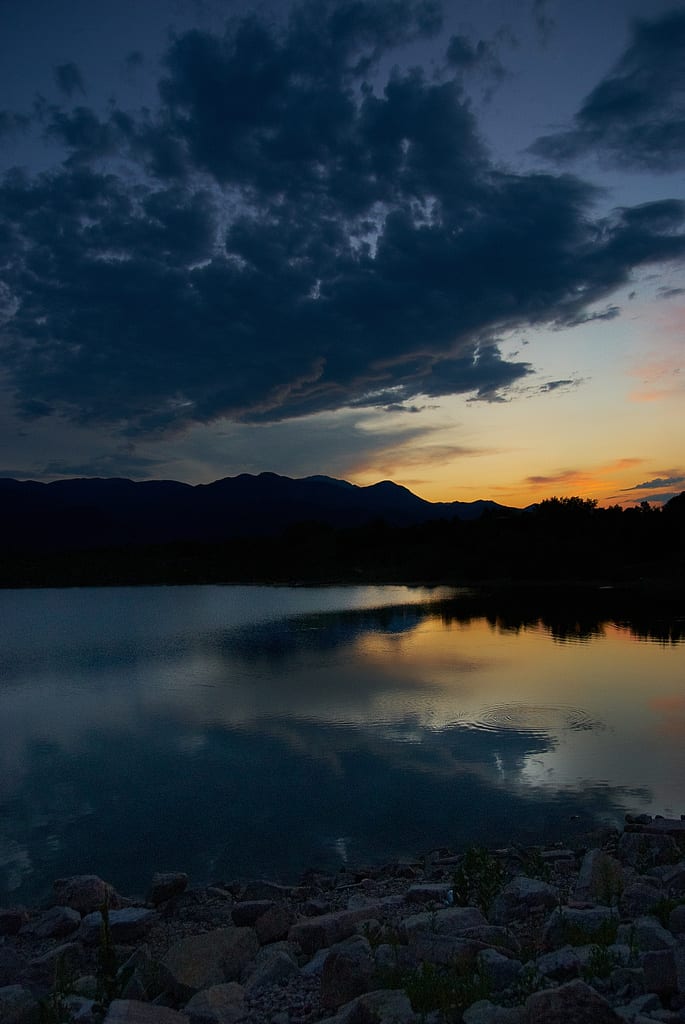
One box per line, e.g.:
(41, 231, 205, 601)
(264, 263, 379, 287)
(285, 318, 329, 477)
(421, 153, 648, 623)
(0, 0, 684, 440)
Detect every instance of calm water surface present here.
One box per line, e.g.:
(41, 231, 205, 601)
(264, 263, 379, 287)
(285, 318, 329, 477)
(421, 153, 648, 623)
(1, 584, 683, 903)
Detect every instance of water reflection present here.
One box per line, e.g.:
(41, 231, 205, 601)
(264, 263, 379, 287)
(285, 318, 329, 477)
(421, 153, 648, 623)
(0, 585, 682, 904)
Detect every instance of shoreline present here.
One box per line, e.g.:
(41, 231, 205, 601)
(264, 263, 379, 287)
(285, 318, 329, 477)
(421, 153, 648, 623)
(3, 815, 685, 1023)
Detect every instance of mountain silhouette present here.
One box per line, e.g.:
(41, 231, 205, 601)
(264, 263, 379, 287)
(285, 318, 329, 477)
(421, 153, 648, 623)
(0, 472, 511, 552)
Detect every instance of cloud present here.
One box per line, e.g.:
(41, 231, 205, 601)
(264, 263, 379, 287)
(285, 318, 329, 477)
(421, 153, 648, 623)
(530, 9, 685, 171)
(0, 1, 684, 444)
(622, 474, 685, 491)
(54, 63, 86, 98)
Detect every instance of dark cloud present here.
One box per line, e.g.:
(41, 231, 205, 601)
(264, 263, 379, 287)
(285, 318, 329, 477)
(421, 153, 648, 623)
(54, 63, 86, 98)
(531, 0, 555, 43)
(623, 475, 685, 491)
(445, 34, 506, 84)
(0, 112, 30, 138)
(531, 9, 685, 171)
(0, 0, 684, 440)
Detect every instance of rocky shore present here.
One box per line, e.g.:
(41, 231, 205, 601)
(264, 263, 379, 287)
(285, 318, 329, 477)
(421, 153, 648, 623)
(2, 816, 685, 1024)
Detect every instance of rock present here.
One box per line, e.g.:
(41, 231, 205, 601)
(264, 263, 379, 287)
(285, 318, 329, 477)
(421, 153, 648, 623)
(542, 905, 615, 949)
(661, 862, 685, 895)
(231, 900, 275, 926)
(620, 916, 675, 951)
(53, 875, 119, 915)
(407, 933, 481, 968)
(405, 883, 453, 904)
(478, 948, 523, 991)
(462, 925, 521, 955)
(491, 877, 559, 925)
(184, 982, 246, 1023)
(244, 949, 298, 994)
(0, 946, 29, 986)
(321, 939, 375, 1010)
(78, 907, 157, 945)
(639, 949, 676, 996)
(670, 905, 685, 934)
(302, 898, 331, 916)
(463, 1001, 524, 1024)
(148, 872, 188, 906)
(617, 834, 680, 870)
(535, 944, 592, 982)
(574, 849, 624, 906)
(332, 989, 416, 1024)
(0, 985, 40, 1024)
(161, 926, 259, 999)
(0, 909, 29, 936)
(619, 882, 663, 918)
(254, 903, 295, 945)
(289, 901, 401, 954)
(104, 1000, 188, 1023)
(400, 906, 487, 940)
(27, 942, 84, 986)
(523, 978, 623, 1022)
(30, 905, 81, 939)
(240, 881, 293, 901)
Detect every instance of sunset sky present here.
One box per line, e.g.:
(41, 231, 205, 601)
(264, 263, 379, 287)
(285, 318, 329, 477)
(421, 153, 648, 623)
(0, 0, 683, 507)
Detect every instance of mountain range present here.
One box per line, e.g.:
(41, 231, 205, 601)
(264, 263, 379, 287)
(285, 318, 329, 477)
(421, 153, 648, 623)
(0, 473, 513, 552)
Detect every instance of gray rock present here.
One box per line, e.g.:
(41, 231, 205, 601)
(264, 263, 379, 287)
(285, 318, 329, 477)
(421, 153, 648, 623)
(244, 949, 298, 994)
(148, 872, 188, 906)
(302, 898, 331, 917)
(491, 877, 559, 926)
(405, 883, 453, 904)
(288, 900, 401, 954)
(53, 875, 119, 915)
(184, 982, 246, 1023)
(400, 906, 487, 940)
(670, 905, 685, 934)
(0, 910, 28, 936)
(161, 926, 259, 999)
(639, 949, 677, 996)
(463, 1001, 524, 1024)
(407, 933, 481, 968)
(0, 946, 28, 986)
(662, 862, 685, 895)
(542, 905, 615, 949)
(334, 989, 416, 1024)
(620, 916, 675, 952)
(30, 905, 81, 939)
(618, 833, 680, 870)
(675, 941, 685, 996)
(0, 985, 39, 1024)
(79, 907, 157, 945)
(240, 881, 293, 901)
(478, 948, 524, 991)
(523, 978, 623, 1022)
(620, 882, 664, 919)
(321, 939, 375, 1010)
(255, 903, 295, 945)
(574, 850, 624, 906)
(231, 901, 275, 926)
(104, 1000, 188, 1023)
(461, 925, 521, 956)
(535, 945, 589, 982)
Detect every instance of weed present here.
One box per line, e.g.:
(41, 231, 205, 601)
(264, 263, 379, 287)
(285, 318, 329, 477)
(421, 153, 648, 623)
(650, 896, 685, 929)
(560, 916, 619, 948)
(452, 846, 507, 914)
(378, 960, 490, 1021)
(582, 943, 620, 982)
(504, 962, 545, 1005)
(39, 955, 75, 1024)
(514, 846, 552, 883)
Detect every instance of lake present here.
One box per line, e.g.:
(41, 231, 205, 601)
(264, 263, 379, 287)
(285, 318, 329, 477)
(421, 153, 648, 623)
(1, 583, 683, 905)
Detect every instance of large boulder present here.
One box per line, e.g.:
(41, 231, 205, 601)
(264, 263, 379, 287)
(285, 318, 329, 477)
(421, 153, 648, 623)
(78, 907, 157, 945)
(53, 875, 120, 915)
(105, 1000, 188, 1023)
(184, 982, 246, 1024)
(490, 877, 559, 926)
(523, 978, 623, 1022)
(161, 927, 259, 999)
(321, 938, 375, 1010)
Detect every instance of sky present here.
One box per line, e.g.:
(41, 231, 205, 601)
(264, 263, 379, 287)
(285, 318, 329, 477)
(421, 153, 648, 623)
(0, 0, 683, 507)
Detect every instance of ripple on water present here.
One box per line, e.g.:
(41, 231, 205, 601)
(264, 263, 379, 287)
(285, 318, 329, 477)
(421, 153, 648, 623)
(462, 702, 606, 737)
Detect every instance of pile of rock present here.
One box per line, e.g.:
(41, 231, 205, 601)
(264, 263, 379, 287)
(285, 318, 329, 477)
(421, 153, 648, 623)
(2, 815, 685, 1024)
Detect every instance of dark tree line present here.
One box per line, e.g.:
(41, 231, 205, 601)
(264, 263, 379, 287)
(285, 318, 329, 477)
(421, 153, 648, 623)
(0, 491, 683, 590)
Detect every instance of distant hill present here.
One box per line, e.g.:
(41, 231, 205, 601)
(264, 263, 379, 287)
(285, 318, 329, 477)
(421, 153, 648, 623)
(0, 472, 514, 552)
